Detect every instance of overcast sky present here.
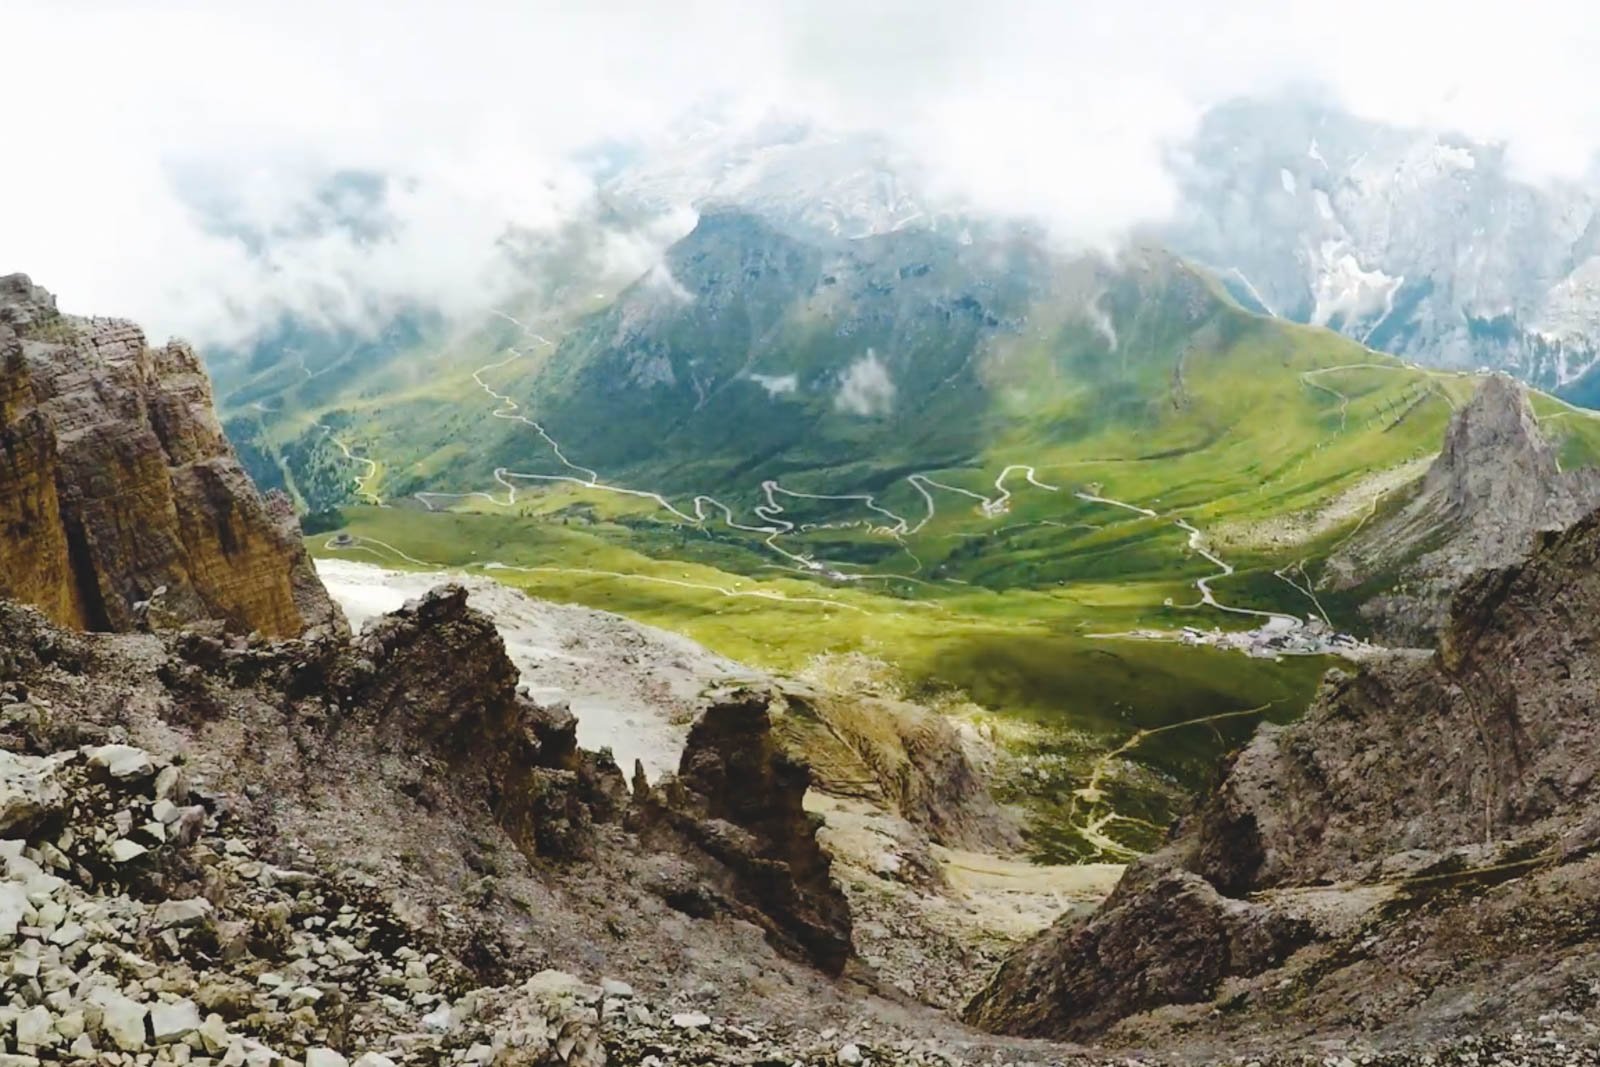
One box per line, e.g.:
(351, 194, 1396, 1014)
(9, 0, 1600, 348)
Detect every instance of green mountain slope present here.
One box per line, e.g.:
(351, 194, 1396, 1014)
(216, 212, 1600, 860)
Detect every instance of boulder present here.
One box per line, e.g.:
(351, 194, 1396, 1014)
(87, 989, 147, 1052)
(0, 751, 62, 835)
(86, 744, 155, 782)
(149, 999, 201, 1043)
(152, 897, 214, 930)
(964, 868, 1309, 1038)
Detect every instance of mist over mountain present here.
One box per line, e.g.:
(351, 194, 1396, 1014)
(1160, 97, 1600, 398)
(193, 94, 1600, 429)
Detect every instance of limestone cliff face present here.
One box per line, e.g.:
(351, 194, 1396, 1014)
(0, 274, 342, 638)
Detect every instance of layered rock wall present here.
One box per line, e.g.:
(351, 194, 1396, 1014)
(0, 274, 341, 638)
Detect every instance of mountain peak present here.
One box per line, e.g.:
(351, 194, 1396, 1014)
(0, 272, 58, 329)
(0, 276, 343, 637)
(1430, 373, 1559, 511)
(1326, 374, 1600, 642)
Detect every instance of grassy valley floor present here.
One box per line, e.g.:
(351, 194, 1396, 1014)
(277, 239, 1600, 868)
(311, 503, 1332, 864)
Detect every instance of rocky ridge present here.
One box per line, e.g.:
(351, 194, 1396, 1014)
(1324, 375, 1600, 643)
(313, 558, 1076, 1013)
(0, 275, 341, 639)
(0, 584, 1034, 1066)
(966, 496, 1600, 1050)
(16, 590, 1600, 1067)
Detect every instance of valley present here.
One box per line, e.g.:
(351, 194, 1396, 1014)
(24, 3, 1600, 1053)
(236, 217, 1600, 867)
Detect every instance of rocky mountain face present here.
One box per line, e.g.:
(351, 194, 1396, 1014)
(966, 502, 1600, 1048)
(0, 580, 1017, 1065)
(1159, 98, 1600, 396)
(1323, 375, 1600, 642)
(0, 274, 341, 639)
(0, 271, 1106, 1063)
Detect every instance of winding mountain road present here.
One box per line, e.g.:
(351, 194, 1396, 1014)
(321, 428, 387, 507)
(344, 308, 1316, 629)
(1173, 518, 1300, 625)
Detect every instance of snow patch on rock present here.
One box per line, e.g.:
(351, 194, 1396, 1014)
(1309, 245, 1402, 330)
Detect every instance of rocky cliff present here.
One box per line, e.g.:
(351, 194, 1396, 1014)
(0, 274, 341, 638)
(634, 688, 855, 975)
(1324, 374, 1600, 643)
(967, 501, 1600, 1048)
(0, 583, 1005, 1065)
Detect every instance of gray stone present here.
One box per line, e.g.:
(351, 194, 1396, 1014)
(14, 1005, 52, 1048)
(0, 752, 62, 835)
(89, 989, 147, 1052)
(150, 999, 201, 1043)
(0, 883, 27, 945)
(152, 898, 213, 930)
(153, 765, 184, 804)
(304, 1049, 349, 1067)
(197, 1014, 229, 1054)
(87, 745, 156, 781)
(47, 922, 84, 947)
(108, 839, 147, 864)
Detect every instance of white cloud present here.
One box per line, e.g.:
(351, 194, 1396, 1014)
(835, 350, 895, 416)
(7, 0, 1600, 348)
(749, 372, 799, 397)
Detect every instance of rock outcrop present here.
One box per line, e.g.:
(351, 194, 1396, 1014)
(635, 689, 855, 975)
(964, 869, 1310, 1040)
(336, 585, 627, 861)
(0, 274, 342, 638)
(967, 503, 1600, 1046)
(1325, 374, 1600, 643)
(0, 584, 958, 1063)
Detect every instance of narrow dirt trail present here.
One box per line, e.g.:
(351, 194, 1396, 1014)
(1072, 490, 1156, 518)
(1066, 702, 1274, 859)
(321, 428, 387, 507)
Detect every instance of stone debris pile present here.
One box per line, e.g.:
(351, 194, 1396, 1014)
(0, 742, 976, 1067)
